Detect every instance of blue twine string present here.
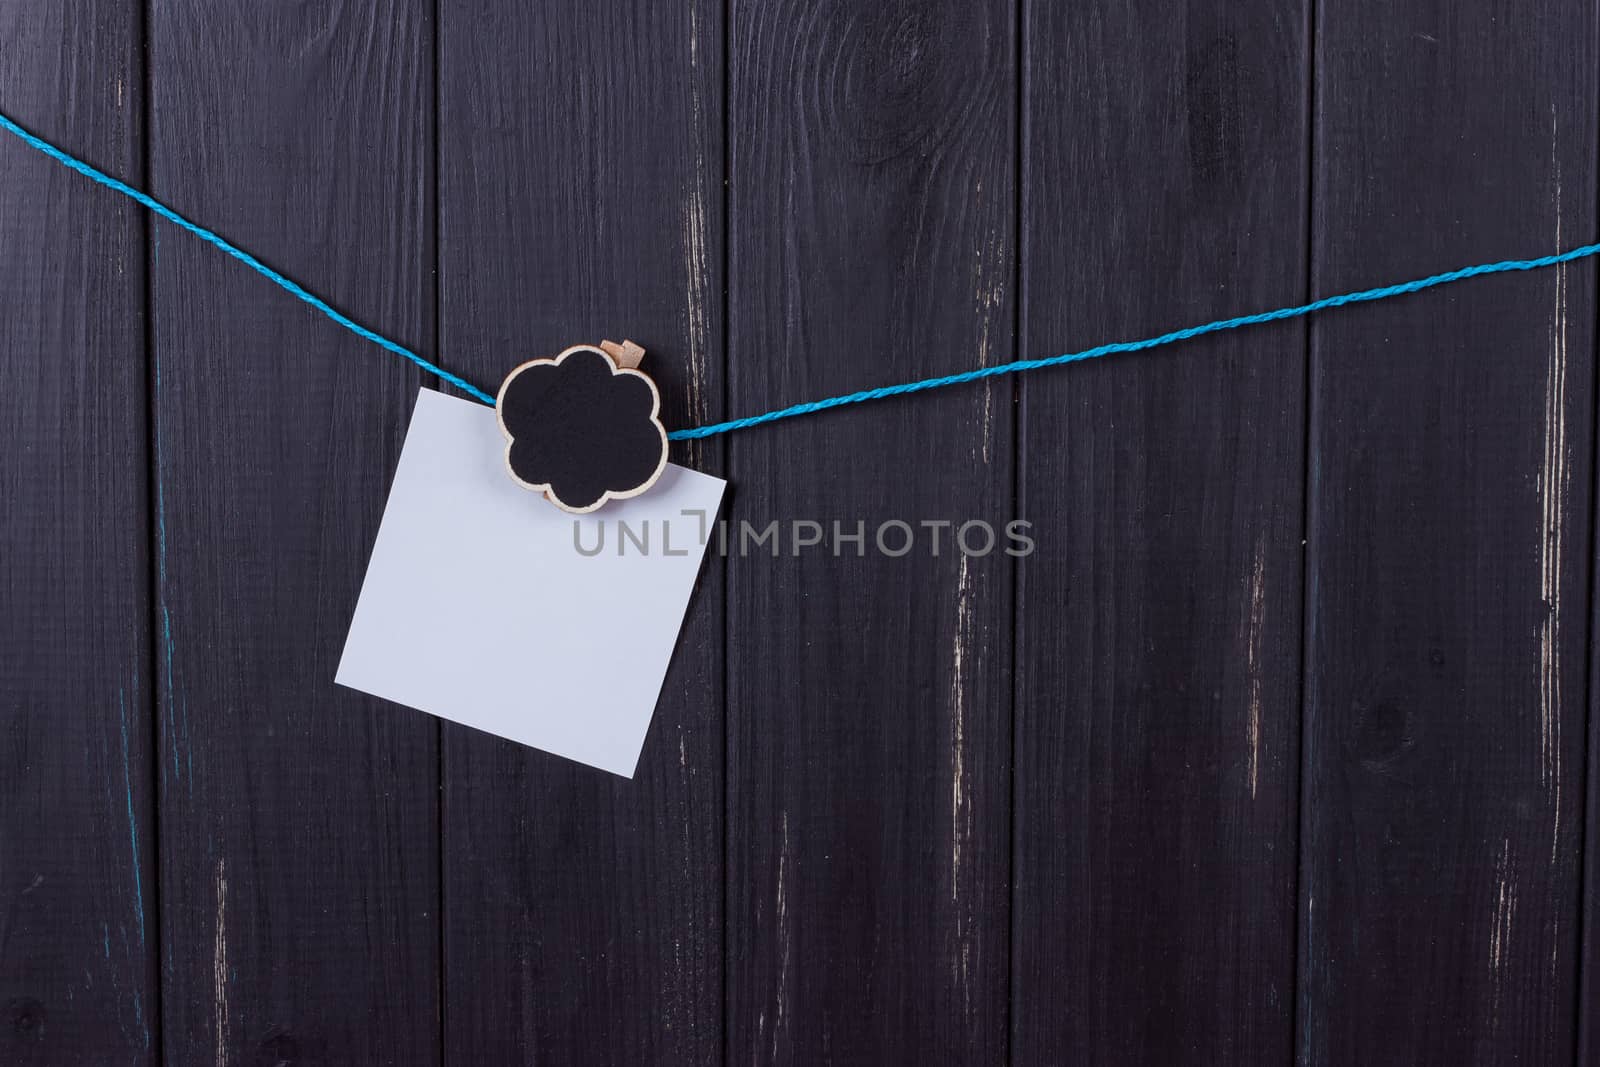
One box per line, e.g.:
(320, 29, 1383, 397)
(674, 243, 1600, 439)
(0, 110, 495, 405)
(4, 108, 1596, 441)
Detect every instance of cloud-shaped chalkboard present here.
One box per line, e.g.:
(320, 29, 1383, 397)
(495, 345, 669, 513)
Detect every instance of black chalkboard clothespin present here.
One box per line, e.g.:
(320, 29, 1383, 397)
(494, 340, 670, 515)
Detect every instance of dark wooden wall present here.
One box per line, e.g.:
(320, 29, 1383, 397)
(3, 1, 1599, 1064)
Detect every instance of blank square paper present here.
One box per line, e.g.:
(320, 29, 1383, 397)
(338, 389, 725, 777)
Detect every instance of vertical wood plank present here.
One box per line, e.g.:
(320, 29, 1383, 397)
(147, 3, 439, 1062)
(724, 2, 1016, 1062)
(0, 5, 156, 1063)
(1012, 1, 1309, 1061)
(1303, 2, 1595, 1061)
(436, 2, 726, 1062)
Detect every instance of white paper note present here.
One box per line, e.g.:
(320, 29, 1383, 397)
(337, 388, 725, 777)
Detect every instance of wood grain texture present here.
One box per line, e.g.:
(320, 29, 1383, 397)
(1302, 2, 1596, 1062)
(12, 1, 1600, 1061)
(724, 2, 1015, 1062)
(147, 3, 439, 1062)
(0, 5, 155, 1063)
(436, 1, 725, 1062)
(1012, 1, 1308, 1062)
